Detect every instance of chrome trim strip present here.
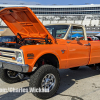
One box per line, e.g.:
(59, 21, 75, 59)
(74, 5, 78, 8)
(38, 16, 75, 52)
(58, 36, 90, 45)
(0, 55, 15, 58)
(0, 60, 29, 73)
(0, 49, 15, 53)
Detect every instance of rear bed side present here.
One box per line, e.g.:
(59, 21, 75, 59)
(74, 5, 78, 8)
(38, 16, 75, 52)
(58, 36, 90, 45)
(88, 41, 100, 65)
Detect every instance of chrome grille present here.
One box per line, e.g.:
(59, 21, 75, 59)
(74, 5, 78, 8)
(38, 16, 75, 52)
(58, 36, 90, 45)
(0, 47, 24, 64)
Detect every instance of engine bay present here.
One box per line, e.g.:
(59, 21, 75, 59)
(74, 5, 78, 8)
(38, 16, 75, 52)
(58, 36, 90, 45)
(0, 33, 52, 49)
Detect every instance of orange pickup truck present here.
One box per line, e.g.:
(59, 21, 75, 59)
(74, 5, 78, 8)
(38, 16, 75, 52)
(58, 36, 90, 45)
(0, 7, 100, 99)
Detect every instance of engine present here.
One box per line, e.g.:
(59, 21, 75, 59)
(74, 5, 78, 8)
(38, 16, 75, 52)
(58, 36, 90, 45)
(0, 34, 52, 49)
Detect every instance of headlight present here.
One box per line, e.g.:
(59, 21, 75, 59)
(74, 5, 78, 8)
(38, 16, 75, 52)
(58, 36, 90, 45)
(16, 51, 22, 62)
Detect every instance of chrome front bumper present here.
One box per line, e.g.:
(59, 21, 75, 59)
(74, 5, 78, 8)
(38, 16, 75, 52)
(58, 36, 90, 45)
(0, 60, 29, 72)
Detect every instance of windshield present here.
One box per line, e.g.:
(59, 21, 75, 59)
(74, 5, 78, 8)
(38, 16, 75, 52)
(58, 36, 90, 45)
(45, 25, 69, 39)
(0, 36, 16, 42)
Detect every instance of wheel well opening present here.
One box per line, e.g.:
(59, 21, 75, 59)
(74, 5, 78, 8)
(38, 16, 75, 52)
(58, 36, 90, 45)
(35, 54, 59, 68)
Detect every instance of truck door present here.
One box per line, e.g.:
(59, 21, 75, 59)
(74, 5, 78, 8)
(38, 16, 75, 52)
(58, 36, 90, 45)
(66, 26, 91, 68)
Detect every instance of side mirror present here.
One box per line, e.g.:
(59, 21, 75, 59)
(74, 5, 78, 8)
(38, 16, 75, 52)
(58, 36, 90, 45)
(75, 37, 80, 42)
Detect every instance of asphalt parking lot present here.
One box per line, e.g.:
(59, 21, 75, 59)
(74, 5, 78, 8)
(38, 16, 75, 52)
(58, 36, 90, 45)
(0, 66, 100, 100)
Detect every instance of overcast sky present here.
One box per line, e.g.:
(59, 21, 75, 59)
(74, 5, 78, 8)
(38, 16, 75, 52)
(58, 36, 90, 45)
(0, 0, 100, 5)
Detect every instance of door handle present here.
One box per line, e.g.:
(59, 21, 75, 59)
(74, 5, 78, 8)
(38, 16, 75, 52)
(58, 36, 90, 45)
(84, 43, 91, 46)
(67, 41, 71, 43)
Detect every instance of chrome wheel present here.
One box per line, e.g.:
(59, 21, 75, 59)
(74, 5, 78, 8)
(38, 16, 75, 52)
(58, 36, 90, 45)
(41, 73, 56, 92)
(29, 65, 60, 99)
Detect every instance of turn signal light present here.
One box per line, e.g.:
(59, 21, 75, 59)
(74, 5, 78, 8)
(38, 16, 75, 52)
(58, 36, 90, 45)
(12, 57, 16, 60)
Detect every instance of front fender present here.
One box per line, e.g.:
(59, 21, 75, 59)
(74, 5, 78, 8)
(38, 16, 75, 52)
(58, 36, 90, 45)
(28, 50, 61, 72)
(21, 44, 67, 72)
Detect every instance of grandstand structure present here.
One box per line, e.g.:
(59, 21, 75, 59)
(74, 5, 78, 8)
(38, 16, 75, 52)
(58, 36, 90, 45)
(0, 4, 100, 35)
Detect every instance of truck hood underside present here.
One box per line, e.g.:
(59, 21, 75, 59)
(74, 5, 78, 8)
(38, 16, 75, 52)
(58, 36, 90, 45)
(0, 7, 55, 43)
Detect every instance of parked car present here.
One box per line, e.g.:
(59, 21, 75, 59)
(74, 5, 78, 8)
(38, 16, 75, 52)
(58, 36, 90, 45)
(0, 36, 15, 42)
(91, 37, 99, 41)
(87, 37, 93, 41)
(87, 36, 99, 41)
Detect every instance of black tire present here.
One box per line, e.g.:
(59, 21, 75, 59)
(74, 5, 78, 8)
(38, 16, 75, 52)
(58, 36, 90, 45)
(29, 64, 60, 99)
(0, 69, 20, 83)
(70, 67, 79, 70)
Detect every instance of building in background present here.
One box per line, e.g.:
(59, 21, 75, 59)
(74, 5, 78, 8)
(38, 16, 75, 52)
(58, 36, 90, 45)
(0, 4, 100, 35)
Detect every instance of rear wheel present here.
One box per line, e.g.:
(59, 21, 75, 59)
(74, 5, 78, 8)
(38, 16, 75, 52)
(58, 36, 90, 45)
(0, 69, 24, 83)
(29, 64, 60, 99)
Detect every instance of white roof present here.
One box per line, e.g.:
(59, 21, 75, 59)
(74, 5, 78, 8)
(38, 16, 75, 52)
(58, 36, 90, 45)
(95, 33, 100, 36)
(0, 4, 100, 8)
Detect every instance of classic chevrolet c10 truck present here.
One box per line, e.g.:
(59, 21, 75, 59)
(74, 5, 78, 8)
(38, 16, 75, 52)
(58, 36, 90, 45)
(0, 7, 100, 99)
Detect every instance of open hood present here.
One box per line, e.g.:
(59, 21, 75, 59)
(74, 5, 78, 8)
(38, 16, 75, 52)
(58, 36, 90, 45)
(0, 7, 55, 43)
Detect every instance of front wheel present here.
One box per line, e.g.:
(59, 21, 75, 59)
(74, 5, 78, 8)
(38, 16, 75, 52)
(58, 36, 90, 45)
(29, 64, 60, 99)
(0, 69, 23, 83)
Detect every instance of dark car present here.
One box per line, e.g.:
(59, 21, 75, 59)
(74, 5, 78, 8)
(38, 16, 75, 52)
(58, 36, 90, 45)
(0, 36, 16, 42)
